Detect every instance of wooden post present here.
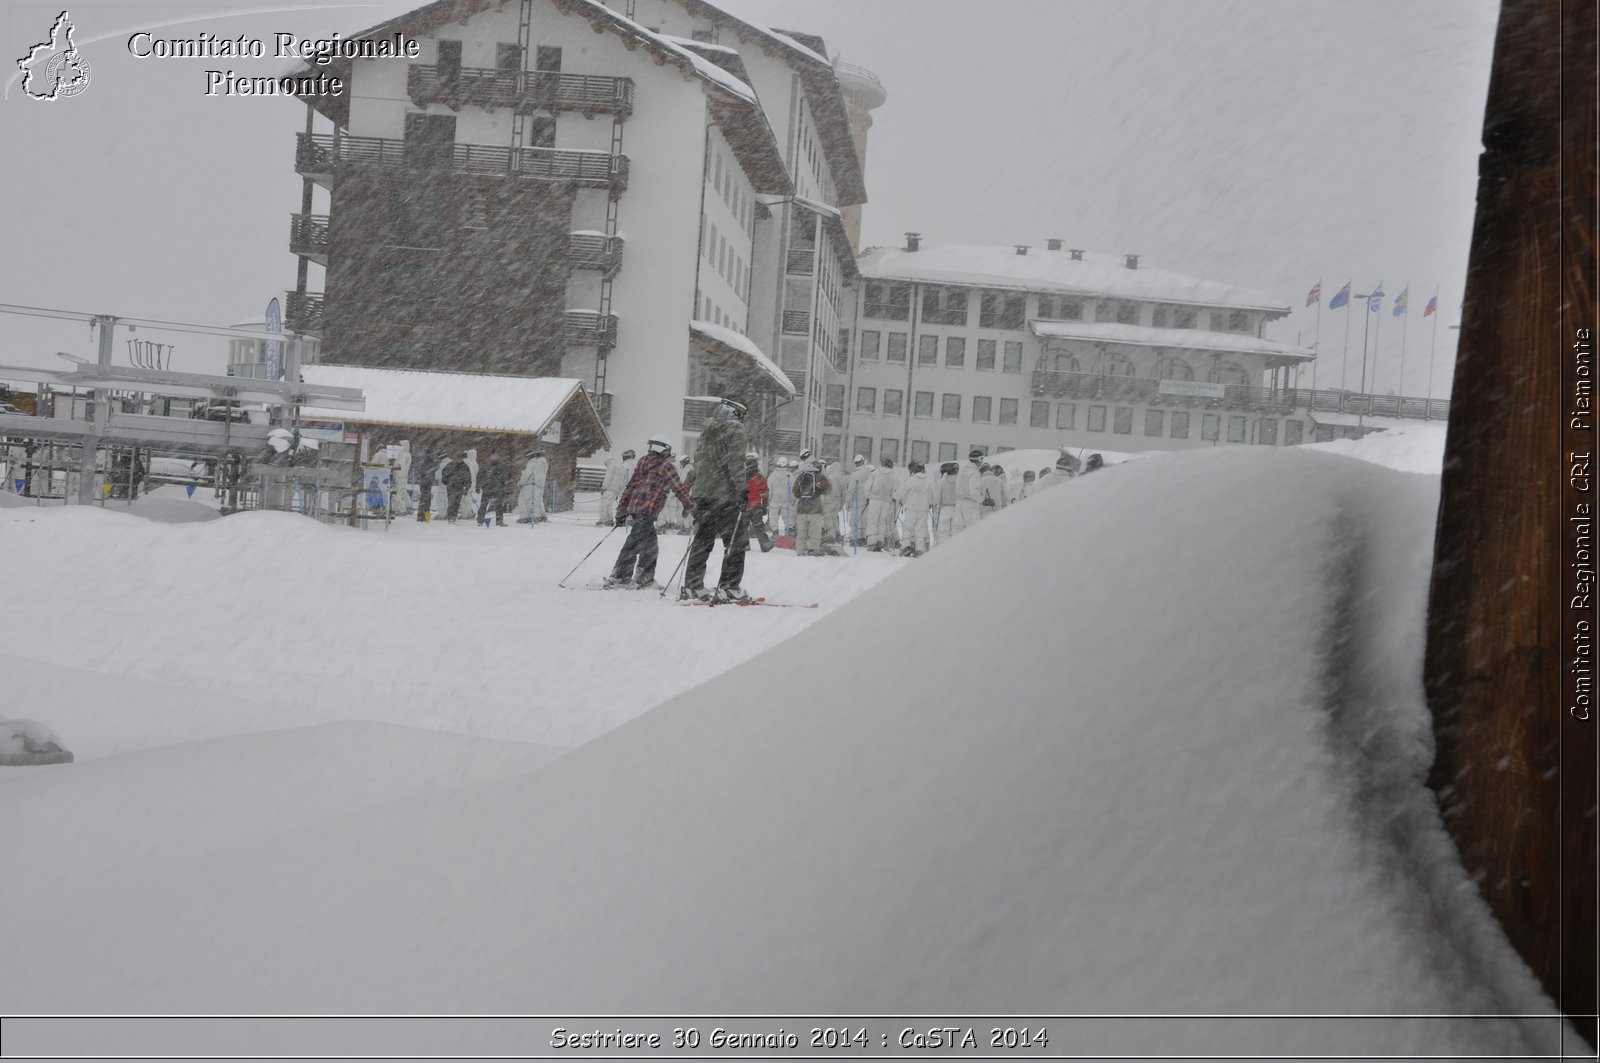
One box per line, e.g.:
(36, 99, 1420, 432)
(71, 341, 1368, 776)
(1424, 0, 1596, 1045)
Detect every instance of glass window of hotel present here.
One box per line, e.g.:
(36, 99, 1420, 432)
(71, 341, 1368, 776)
(864, 282, 911, 321)
(939, 442, 958, 462)
(1144, 409, 1164, 436)
(917, 334, 938, 366)
(1315, 423, 1336, 442)
(859, 330, 881, 362)
(972, 396, 992, 423)
(527, 114, 555, 149)
(1095, 300, 1118, 323)
(1116, 302, 1138, 325)
(856, 387, 877, 413)
(941, 394, 962, 420)
(825, 384, 845, 427)
(535, 45, 561, 71)
(884, 389, 904, 416)
(881, 438, 900, 463)
(887, 333, 908, 363)
(1037, 294, 1083, 321)
(1003, 341, 1023, 373)
(976, 339, 996, 371)
(437, 39, 463, 71)
(1285, 419, 1304, 445)
(1049, 350, 1082, 374)
(914, 391, 934, 417)
(1207, 360, 1250, 386)
(1113, 407, 1134, 434)
(853, 436, 875, 462)
(1172, 306, 1198, 329)
(494, 42, 519, 70)
(979, 290, 1027, 330)
(822, 433, 842, 461)
(1103, 352, 1137, 376)
(1171, 411, 1191, 438)
(1151, 304, 1169, 328)
(1210, 312, 1226, 330)
(998, 398, 1018, 425)
(1056, 402, 1075, 429)
(1258, 418, 1278, 445)
(1229, 310, 1249, 332)
(1202, 413, 1221, 441)
(911, 440, 931, 465)
(1228, 415, 1247, 442)
(1030, 400, 1050, 428)
(1087, 405, 1107, 432)
(922, 286, 968, 326)
(946, 336, 966, 368)
(1152, 354, 1194, 380)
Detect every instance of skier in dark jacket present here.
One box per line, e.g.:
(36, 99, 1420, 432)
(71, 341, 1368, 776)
(606, 434, 694, 589)
(476, 453, 510, 526)
(440, 450, 474, 523)
(681, 397, 753, 601)
(413, 445, 439, 521)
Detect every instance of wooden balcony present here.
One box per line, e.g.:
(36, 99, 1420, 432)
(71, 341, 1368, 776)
(285, 290, 325, 335)
(782, 310, 811, 335)
(569, 232, 624, 276)
(565, 309, 618, 349)
(288, 213, 330, 264)
(1029, 369, 1453, 421)
(295, 133, 629, 192)
(407, 65, 635, 118)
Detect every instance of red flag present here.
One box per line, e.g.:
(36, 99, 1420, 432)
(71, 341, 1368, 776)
(1306, 282, 1322, 306)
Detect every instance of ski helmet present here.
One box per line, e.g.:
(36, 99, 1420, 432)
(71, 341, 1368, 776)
(647, 434, 672, 455)
(908, 461, 925, 474)
(799, 448, 812, 460)
(969, 448, 984, 461)
(880, 456, 893, 468)
(622, 449, 636, 460)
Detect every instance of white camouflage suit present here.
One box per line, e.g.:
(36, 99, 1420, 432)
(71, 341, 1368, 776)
(893, 467, 935, 554)
(598, 456, 627, 524)
(863, 462, 899, 549)
(955, 457, 985, 529)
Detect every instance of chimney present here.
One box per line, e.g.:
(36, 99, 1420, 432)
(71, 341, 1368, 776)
(1125, 254, 1141, 270)
(1014, 244, 1029, 256)
(904, 232, 921, 252)
(1046, 238, 1062, 251)
(1069, 249, 1085, 261)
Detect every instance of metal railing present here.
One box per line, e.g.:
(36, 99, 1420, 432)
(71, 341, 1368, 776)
(862, 302, 910, 321)
(286, 290, 325, 333)
(288, 213, 330, 260)
(295, 133, 630, 191)
(568, 232, 625, 275)
(565, 309, 619, 349)
(1029, 369, 1452, 421)
(782, 310, 811, 335)
(407, 65, 635, 116)
(786, 248, 815, 275)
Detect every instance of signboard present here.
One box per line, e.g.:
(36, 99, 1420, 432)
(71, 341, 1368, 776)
(1157, 379, 1226, 399)
(541, 420, 562, 444)
(264, 297, 283, 382)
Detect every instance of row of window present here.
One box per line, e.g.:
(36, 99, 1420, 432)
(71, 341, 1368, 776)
(865, 283, 1258, 334)
(857, 331, 1026, 372)
(703, 217, 749, 301)
(856, 387, 1029, 426)
(711, 147, 754, 235)
(437, 40, 562, 74)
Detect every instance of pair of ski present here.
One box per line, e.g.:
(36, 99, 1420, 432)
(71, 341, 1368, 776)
(573, 578, 816, 608)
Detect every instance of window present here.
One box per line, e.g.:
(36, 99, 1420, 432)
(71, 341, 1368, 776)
(1152, 305, 1168, 328)
(1117, 302, 1138, 325)
(914, 391, 934, 418)
(921, 286, 968, 326)
(1285, 419, 1304, 445)
(938, 442, 958, 463)
(883, 389, 904, 416)
(852, 437, 874, 462)
(945, 336, 966, 368)
(437, 39, 462, 71)
(494, 42, 519, 71)
(1003, 341, 1023, 373)
(825, 384, 845, 428)
(1172, 306, 1197, 329)
(1030, 400, 1050, 428)
(1227, 415, 1247, 443)
(1113, 407, 1133, 434)
(972, 396, 992, 423)
(1202, 413, 1221, 441)
(1229, 310, 1249, 332)
(880, 438, 900, 463)
(1153, 354, 1195, 381)
(1208, 361, 1250, 387)
(1144, 409, 1164, 436)
(887, 333, 908, 363)
(1095, 300, 1117, 323)
(976, 339, 996, 371)
(998, 398, 1018, 425)
(910, 439, 931, 465)
(918, 334, 938, 366)
(864, 282, 911, 321)
(1056, 402, 1075, 430)
(1211, 312, 1226, 331)
(941, 394, 962, 420)
(535, 45, 562, 72)
(1037, 294, 1082, 321)
(526, 114, 555, 149)
(979, 289, 1027, 330)
(1258, 418, 1278, 445)
(1314, 424, 1336, 443)
(1087, 405, 1107, 432)
(859, 330, 880, 362)
(1171, 411, 1191, 438)
(822, 433, 843, 461)
(856, 387, 876, 413)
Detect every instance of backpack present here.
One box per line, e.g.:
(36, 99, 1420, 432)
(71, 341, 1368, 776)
(793, 468, 820, 501)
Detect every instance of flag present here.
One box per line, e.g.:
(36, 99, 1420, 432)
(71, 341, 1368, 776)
(1423, 294, 1438, 317)
(1306, 281, 1321, 306)
(1329, 282, 1351, 309)
(1392, 288, 1408, 317)
(1368, 283, 1384, 313)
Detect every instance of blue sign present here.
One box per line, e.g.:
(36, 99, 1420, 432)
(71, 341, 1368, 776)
(264, 297, 283, 381)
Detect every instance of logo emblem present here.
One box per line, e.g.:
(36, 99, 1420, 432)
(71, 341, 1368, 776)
(17, 11, 91, 101)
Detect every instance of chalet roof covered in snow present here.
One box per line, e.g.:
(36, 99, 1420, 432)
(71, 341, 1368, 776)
(298, 366, 608, 451)
(688, 320, 795, 399)
(1031, 321, 1316, 363)
(859, 244, 1291, 315)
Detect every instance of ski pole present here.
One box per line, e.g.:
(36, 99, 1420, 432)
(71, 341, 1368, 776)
(660, 521, 694, 598)
(557, 522, 621, 587)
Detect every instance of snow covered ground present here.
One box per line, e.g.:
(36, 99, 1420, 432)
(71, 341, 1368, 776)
(0, 424, 1575, 1057)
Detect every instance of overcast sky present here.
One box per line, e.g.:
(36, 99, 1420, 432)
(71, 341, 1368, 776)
(1, 0, 1499, 397)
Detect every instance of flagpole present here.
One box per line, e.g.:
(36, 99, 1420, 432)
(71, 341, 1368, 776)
(1370, 283, 1384, 402)
(1311, 278, 1322, 392)
(1340, 283, 1353, 391)
(1355, 284, 1381, 429)
(1426, 285, 1441, 415)
(1398, 282, 1411, 401)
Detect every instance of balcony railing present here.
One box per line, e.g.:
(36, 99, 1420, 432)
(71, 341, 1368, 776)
(407, 65, 635, 117)
(288, 213, 330, 262)
(285, 291, 325, 334)
(295, 133, 630, 192)
(1029, 369, 1452, 421)
(569, 232, 625, 275)
(782, 310, 811, 335)
(784, 369, 807, 395)
(862, 302, 910, 321)
(565, 309, 619, 349)
(786, 248, 815, 275)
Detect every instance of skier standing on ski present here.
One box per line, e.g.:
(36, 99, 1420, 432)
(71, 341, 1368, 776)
(980, 462, 1007, 517)
(864, 456, 898, 550)
(820, 454, 845, 554)
(766, 457, 793, 537)
(476, 451, 510, 526)
(791, 452, 831, 556)
(413, 444, 440, 522)
(893, 460, 935, 556)
(843, 454, 871, 548)
(955, 450, 985, 529)
(606, 434, 693, 590)
(598, 452, 627, 526)
(681, 398, 754, 601)
(936, 461, 963, 543)
(440, 450, 474, 523)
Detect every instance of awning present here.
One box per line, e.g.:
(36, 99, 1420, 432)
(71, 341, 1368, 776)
(688, 321, 796, 399)
(1031, 320, 1315, 364)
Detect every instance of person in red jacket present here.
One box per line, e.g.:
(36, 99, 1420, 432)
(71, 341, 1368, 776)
(744, 454, 773, 553)
(604, 434, 694, 589)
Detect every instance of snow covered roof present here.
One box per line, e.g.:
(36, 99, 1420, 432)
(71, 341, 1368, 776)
(859, 244, 1291, 316)
(1031, 321, 1315, 363)
(297, 366, 608, 450)
(688, 321, 795, 398)
(793, 195, 859, 281)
